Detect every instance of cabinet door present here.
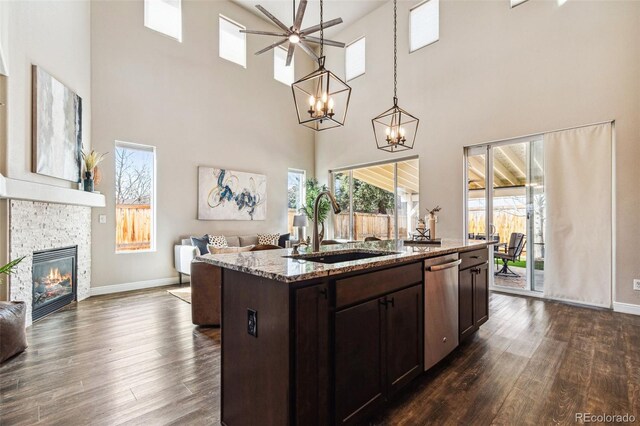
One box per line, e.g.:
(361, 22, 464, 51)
(335, 298, 385, 425)
(459, 268, 475, 341)
(473, 263, 489, 326)
(385, 284, 423, 396)
(295, 284, 329, 425)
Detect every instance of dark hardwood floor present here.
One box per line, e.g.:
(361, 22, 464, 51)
(1, 287, 638, 425)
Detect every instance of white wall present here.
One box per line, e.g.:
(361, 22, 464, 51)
(5, 0, 91, 187)
(315, 0, 640, 306)
(90, 0, 316, 289)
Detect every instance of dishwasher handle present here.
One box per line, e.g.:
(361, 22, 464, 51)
(426, 259, 462, 272)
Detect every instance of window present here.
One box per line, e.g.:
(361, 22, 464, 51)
(410, 0, 439, 52)
(144, 0, 182, 42)
(331, 158, 419, 241)
(287, 169, 306, 234)
(274, 46, 295, 86)
(219, 15, 246, 68)
(115, 142, 156, 253)
(510, 0, 529, 7)
(345, 37, 365, 81)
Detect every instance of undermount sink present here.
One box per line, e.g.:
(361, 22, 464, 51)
(285, 250, 398, 264)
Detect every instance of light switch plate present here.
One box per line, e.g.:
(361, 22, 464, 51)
(99, 214, 107, 224)
(634, 279, 640, 291)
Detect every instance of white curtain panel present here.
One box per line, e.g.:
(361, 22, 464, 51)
(543, 123, 612, 307)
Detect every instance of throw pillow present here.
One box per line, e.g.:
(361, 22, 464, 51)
(208, 245, 255, 254)
(190, 235, 209, 255)
(208, 235, 228, 248)
(257, 233, 280, 246)
(278, 233, 290, 248)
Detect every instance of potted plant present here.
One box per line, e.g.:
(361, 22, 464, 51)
(299, 179, 331, 242)
(81, 149, 107, 192)
(1, 256, 24, 295)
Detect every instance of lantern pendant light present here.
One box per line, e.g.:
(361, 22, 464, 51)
(372, 0, 419, 152)
(291, 0, 351, 131)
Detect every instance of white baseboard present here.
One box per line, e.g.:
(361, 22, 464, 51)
(613, 301, 640, 316)
(90, 275, 190, 296)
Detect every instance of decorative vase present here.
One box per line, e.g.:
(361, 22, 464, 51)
(428, 214, 436, 240)
(83, 171, 94, 192)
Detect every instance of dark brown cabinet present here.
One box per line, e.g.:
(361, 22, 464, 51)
(459, 249, 489, 342)
(335, 284, 423, 425)
(295, 283, 330, 426)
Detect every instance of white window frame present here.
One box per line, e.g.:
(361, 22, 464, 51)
(115, 141, 157, 254)
(345, 36, 366, 82)
(144, 0, 183, 42)
(409, 0, 439, 53)
(288, 168, 306, 212)
(219, 15, 247, 68)
(274, 46, 295, 86)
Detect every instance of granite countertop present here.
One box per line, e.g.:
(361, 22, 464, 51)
(195, 239, 492, 283)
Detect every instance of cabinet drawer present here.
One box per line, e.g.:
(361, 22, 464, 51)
(335, 263, 422, 309)
(459, 248, 488, 270)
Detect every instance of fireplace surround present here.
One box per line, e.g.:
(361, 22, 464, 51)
(31, 246, 77, 321)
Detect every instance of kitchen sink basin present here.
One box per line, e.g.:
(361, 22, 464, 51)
(285, 250, 398, 264)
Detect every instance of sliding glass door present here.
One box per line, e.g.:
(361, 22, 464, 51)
(331, 158, 419, 241)
(465, 139, 545, 292)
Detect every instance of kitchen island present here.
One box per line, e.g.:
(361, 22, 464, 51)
(197, 239, 492, 426)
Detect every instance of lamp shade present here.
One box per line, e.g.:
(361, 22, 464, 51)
(293, 214, 308, 227)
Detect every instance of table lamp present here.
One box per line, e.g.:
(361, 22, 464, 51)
(293, 214, 308, 242)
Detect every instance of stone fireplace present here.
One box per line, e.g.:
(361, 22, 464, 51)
(31, 246, 77, 321)
(8, 200, 91, 326)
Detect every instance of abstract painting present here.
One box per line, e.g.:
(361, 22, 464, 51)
(198, 167, 267, 220)
(32, 65, 82, 183)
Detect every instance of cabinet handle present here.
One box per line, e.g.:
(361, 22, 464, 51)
(379, 297, 395, 308)
(470, 255, 480, 259)
(319, 287, 328, 299)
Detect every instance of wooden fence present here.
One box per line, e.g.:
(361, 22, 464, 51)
(116, 204, 151, 251)
(289, 209, 407, 240)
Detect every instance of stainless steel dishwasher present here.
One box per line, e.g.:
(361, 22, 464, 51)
(424, 253, 461, 370)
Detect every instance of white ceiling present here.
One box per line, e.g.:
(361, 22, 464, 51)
(230, 0, 387, 38)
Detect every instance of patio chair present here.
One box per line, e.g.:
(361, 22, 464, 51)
(494, 232, 526, 277)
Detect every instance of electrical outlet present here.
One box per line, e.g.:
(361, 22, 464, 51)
(247, 309, 258, 337)
(634, 279, 640, 291)
(99, 214, 107, 224)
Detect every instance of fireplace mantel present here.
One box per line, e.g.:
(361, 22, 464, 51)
(0, 173, 105, 208)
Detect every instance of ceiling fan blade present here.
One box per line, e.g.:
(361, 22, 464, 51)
(302, 36, 345, 48)
(255, 5, 290, 32)
(293, 0, 307, 30)
(255, 39, 288, 55)
(241, 29, 288, 37)
(286, 43, 295, 66)
(300, 18, 343, 36)
(297, 41, 319, 62)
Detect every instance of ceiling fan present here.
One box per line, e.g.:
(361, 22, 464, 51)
(240, 0, 346, 66)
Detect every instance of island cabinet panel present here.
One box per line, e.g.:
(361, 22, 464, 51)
(334, 297, 385, 425)
(335, 262, 422, 309)
(294, 283, 330, 426)
(334, 280, 424, 425)
(458, 248, 490, 342)
(385, 284, 423, 396)
(459, 267, 476, 340)
(474, 262, 489, 326)
(221, 270, 291, 426)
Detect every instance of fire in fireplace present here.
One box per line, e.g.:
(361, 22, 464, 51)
(32, 246, 77, 321)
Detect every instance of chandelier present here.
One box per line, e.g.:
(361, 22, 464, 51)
(291, 0, 351, 131)
(371, 0, 419, 152)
